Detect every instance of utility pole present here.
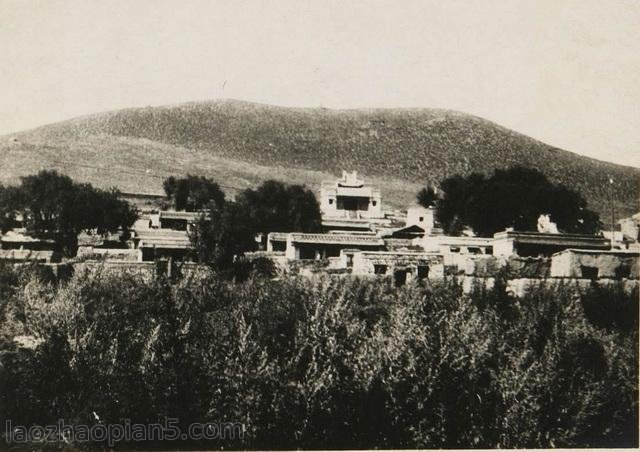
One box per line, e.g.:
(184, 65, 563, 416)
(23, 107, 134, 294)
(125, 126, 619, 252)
(609, 178, 615, 250)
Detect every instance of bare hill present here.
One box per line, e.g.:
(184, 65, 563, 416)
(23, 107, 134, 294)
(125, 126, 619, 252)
(1, 99, 637, 220)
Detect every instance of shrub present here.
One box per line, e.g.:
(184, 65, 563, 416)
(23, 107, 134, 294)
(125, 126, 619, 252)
(0, 273, 636, 449)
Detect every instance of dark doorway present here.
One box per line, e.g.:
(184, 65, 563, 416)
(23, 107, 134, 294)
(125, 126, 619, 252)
(394, 269, 408, 286)
(581, 265, 599, 280)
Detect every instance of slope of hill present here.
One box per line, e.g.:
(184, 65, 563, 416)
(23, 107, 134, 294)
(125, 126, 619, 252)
(1, 99, 637, 220)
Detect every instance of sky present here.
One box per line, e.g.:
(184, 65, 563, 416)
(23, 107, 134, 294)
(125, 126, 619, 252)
(1, 0, 639, 167)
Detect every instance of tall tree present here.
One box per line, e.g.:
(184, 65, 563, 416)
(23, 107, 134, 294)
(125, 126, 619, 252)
(0, 184, 20, 233)
(237, 180, 322, 235)
(163, 175, 225, 211)
(5, 171, 138, 254)
(432, 167, 600, 236)
(190, 202, 256, 270)
(189, 180, 322, 270)
(416, 186, 438, 208)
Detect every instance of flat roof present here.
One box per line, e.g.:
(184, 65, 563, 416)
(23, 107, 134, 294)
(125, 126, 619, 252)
(135, 229, 189, 239)
(1, 229, 55, 244)
(552, 248, 640, 257)
(0, 250, 54, 260)
(136, 229, 192, 249)
(494, 230, 608, 240)
(289, 233, 384, 246)
(356, 250, 441, 257)
(430, 235, 494, 246)
(321, 218, 371, 228)
(159, 210, 207, 221)
(138, 239, 191, 249)
(268, 232, 289, 241)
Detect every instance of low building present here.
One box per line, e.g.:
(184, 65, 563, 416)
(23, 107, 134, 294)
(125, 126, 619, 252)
(134, 229, 193, 262)
(618, 213, 640, 242)
(320, 171, 383, 220)
(602, 230, 635, 250)
(419, 235, 494, 266)
(550, 249, 639, 279)
(350, 251, 444, 285)
(158, 210, 205, 231)
(492, 230, 610, 257)
(0, 249, 58, 263)
(284, 232, 385, 260)
(1, 229, 56, 251)
(266, 232, 289, 252)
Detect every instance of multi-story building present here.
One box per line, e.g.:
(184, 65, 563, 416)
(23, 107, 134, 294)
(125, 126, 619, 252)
(320, 171, 383, 220)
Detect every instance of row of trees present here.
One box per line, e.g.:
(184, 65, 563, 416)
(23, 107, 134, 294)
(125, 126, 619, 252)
(418, 167, 600, 236)
(0, 171, 137, 254)
(0, 266, 636, 449)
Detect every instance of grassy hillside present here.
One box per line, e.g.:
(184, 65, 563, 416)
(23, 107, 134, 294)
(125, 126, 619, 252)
(1, 99, 637, 220)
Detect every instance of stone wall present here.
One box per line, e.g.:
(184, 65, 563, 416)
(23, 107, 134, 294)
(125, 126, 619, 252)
(73, 261, 157, 282)
(550, 250, 639, 279)
(460, 275, 639, 297)
(77, 246, 140, 262)
(461, 255, 550, 279)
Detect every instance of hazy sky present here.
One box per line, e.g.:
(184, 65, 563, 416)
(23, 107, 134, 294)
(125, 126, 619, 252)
(1, 0, 639, 167)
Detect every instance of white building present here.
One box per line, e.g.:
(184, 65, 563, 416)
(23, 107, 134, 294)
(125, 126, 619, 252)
(619, 213, 640, 242)
(550, 249, 639, 279)
(406, 205, 435, 234)
(320, 171, 383, 220)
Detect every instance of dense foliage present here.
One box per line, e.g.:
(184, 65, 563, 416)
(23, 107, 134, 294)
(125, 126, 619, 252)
(429, 167, 601, 236)
(0, 171, 137, 254)
(0, 265, 636, 449)
(190, 202, 256, 270)
(236, 180, 322, 235)
(416, 185, 437, 208)
(163, 175, 226, 211)
(190, 180, 321, 271)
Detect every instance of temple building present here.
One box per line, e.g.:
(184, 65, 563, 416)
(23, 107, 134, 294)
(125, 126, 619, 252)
(320, 171, 383, 220)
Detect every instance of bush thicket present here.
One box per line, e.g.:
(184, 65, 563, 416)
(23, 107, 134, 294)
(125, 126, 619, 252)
(0, 267, 637, 449)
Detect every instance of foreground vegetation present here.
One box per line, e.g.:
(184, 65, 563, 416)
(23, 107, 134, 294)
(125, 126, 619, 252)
(0, 265, 637, 449)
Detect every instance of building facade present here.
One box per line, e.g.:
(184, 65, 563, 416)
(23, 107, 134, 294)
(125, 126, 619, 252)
(320, 171, 383, 220)
(406, 205, 435, 234)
